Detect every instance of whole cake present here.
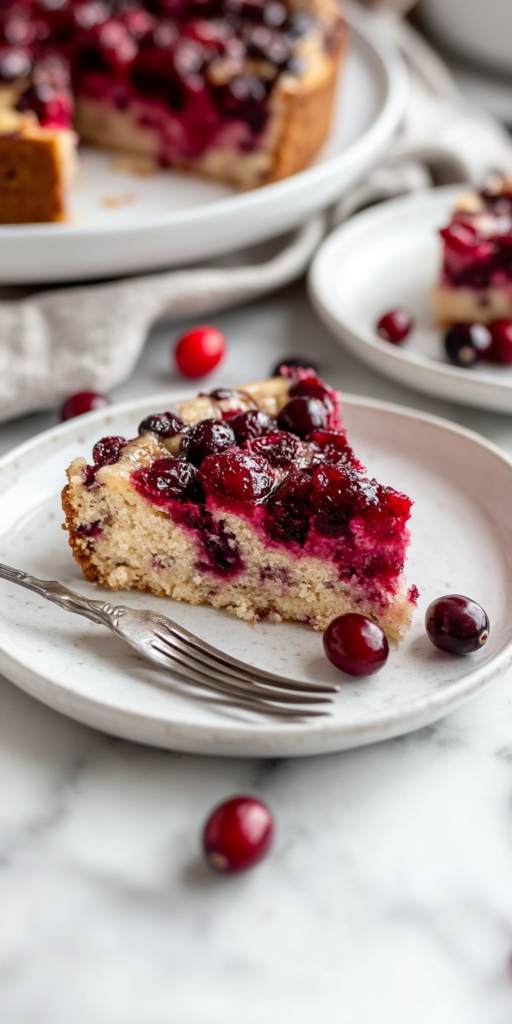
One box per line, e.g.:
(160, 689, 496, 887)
(62, 367, 417, 639)
(433, 176, 512, 326)
(0, 0, 346, 223)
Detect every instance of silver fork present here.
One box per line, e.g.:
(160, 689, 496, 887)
(0, 563, 339, 720)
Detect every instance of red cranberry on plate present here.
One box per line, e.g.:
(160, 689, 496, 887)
(182, 418, 235, 467)
(230, 409, 275, 444)
(277, 396, 328, 438)
(323, 613, 389, 676)
(174, 325, 226, 378)
(61, 390, 111, 421)
(138, 411, 186, 437)
(271, 356, 320, 377)
(92, 436, 128, 467)
(376, 309, 414, 345)
(200, 448, 274, 502)
(203, 795, 274, 873)
(489, 320, 512, 364)
(444, 322, 492, 367)
(425, 594, 490, 655)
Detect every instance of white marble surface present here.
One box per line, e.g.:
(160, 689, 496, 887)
(2, 283, 512, 1023)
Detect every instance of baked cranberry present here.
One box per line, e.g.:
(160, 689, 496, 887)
(174, 325, 226, 378)
(245, 430, 300, 468)
(138, 411, 186, 437)
(306, 430, 358, 468)
(92, 436, 128, 467)
(312, 464, 377, 535)
(278, 397, 327, 438)
(264, 471, 313, 543)
(203, 795, 274, 873)
(60, 390, 110, 421)
(444, 323, 492, 367)
(200, 448, 273, 502)
(230, 409, 275, 444)
(425, 595, 490, 655)
(376, 309, 414, 345)
(218, 73, 268, 133)
(271, 356, 319, 377)
(324, 614, 389, 676)
(133, 457, 202, 502)
(289, 375, 334, 407)
(182, 418, 235, 467)
(489, 320, 512, 364)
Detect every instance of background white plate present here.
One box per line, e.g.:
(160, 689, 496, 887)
(0, 2, 407, 285)
(309, 185, 512, 414)
(0, 391, 510, 758)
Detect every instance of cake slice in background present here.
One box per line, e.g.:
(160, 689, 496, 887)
(62, 368, 417, 641)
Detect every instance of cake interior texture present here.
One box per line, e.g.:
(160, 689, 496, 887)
(0, 0, 346, 221)
(62, 368, 418, 640)
(433, 176, 512, 326)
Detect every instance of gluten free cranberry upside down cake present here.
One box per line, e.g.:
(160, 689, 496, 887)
(0, 0, 346, 223)
(62, 367, 418, 639)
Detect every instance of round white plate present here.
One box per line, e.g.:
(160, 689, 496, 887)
(0, 391, 510, 757)
(0, 2, 407, 286)
(309, 186, 512, 414)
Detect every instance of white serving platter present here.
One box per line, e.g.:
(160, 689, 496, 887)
(0, 390, 509, 758)
(309, 185, 512, 414)
(0, 2, 407, 285)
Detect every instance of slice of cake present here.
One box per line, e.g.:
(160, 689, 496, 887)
(0, 0, 346, 223)
(433, 176, 512, 326)
(62, 368, 417, 640)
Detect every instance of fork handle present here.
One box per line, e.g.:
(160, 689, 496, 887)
(0, 562, 114, 628)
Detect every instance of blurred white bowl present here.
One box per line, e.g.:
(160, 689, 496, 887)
(420, 0, 512, 76)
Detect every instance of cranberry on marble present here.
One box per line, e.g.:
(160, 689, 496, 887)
(200, 448, 273, 502)
(92, 436, 128, 467)
(61, 390, 110, 421)
(324, 614, 389, 676)
(174, 325, 226, 378)
(134, 457, 202, 502)
(230, 409, 275, 444)
(277, 397, 327, 438)
(245, 430, 300, 468)
(182, 418, 235, 467)
(489, 320, 512, 364)
(203, 795, 274, 873)
(376, 309, 414, 345)
(138, 411, 186, 438)
(425, 595, 490, 655)
(444, 323, 492, 367)
(271, 356, 319, 377)
(264, 471, 313, 543)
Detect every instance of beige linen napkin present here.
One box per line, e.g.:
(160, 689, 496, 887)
(1, 6, 512, 424)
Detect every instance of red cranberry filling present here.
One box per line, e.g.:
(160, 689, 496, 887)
(289, 376, 335, 410)
(264, 470, 313, 544)
(132, 456, 203, 503)
(277, 396, 328, 438)
(200, 447, 274, 503)
(182, 418, 235, 466)
(138, 411, 186, 437)
(306, 429, 360, 469)
(83, 434, 128, 488)
(230, 409, 275, 443)
(312, 464, 379, 536)
(244, 430, 301, 468)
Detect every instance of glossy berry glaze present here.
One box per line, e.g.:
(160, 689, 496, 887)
(0, 0, 328, 167)
(80, 368, 417, 609)
(439, 184, 512, 292)
(202, 795, 274, 872)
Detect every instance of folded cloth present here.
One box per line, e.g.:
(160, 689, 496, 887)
(1, 9, 512, 424)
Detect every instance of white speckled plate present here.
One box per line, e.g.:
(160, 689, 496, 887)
(309, 186, 512, 414)
(0, 391, 510, 757)
(0, 2, 407, 285)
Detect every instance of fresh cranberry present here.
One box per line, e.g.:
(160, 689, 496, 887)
(425, 595, 490, 655)
(376, 309, 414, 345)
(92, 436, 128, 467)
(271, 356, 319, 377)
(245, 430, 300, 468)
(264, 471, 313, 543)
(489, 320, 512, 364)
(61, 390, 110, 421)
(200, 448, 273, 502)
(203, 795, 274, 873)
(138, 411, 186, 437)
(182, 418, 235, 466)
(312, 464, 377, 536)
(323, 614, 389, 676)
(278, 397, 327, 438)
(230, 409, 275, 444)
(133, 457, 202, 502)
(289, 376, 334, 410)
(174, 325, 226, 378)
(444, 323, 492, 367)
